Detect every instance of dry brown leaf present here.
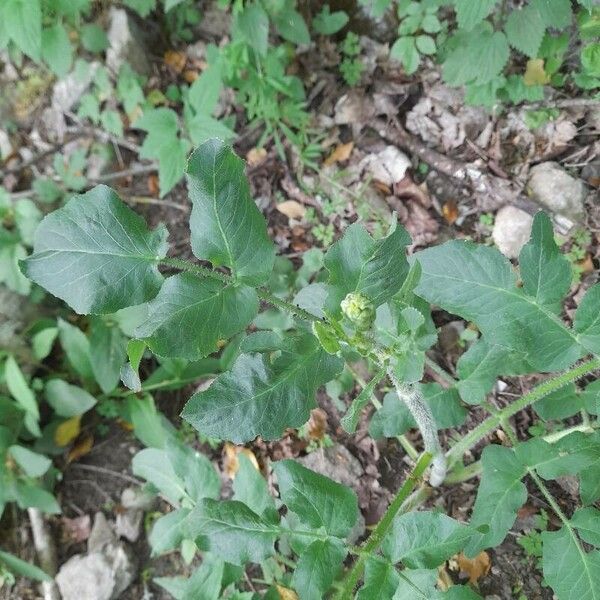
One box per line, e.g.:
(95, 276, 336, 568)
(147, 174, 160, 197)
(55, 416, 81, 447)
(324, 141, 354, 166)
(61, 515, 91, 544)
(183, 70, 199, 83)
(442, 199, 459, 224)
(395, 176, 430, 207)
(164, 50, 186, 73)
(307, 408, 328, 441)
(436, 565, 453, 591)
(117, 419, 134, 432)
(373, 180, 392, 195)
(578, 254, 595, 275)
(456, 551, 491, 584)
(276, 585, 299, 600)
(524, 59, 550, 86)
(223, 442, 259, 478)
(276, 200, 306, 220)
(246, 147, 267, 166)
(67, 432, 94, 464)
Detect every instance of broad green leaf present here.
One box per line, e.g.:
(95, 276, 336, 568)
(188, 498, 278, 565)
(531, 0, 572, 28)
(100, 110, 124, 137)
(464, 445, 526, 556)
(154, 576, 187, 600)
(504, 5, 546, 57)
(41, 23, 73, 76)
(324, 221, 411, 314)
(4, 0, 41, 60)
(542, 527, 600, 600)
(390, 37, 421, 75)
(188, 114, 236, 146)
(442, 24, 509, 86)
(165, 437, 220, 503)
(80, 23, 108, 53)
(164, 0, 185, 11)
(8, 445, 51, 478)
(13, 481, 60, 513)
(14, 199, 42, 245)
(182, 334, 343, 442)
(149, 508, 191, 555)
(383, 512, 473, 569)
(157, 137, 188, 197)
(122, 0, 156, 16)
(453, 0, 497, 30)
(21, 186, 168, 314)
(574, 284, 600, 355)
(313, 6, 349, 35)
(274, 459, 358, 537)
(392, 569, 438, 599)
(0, 240, 30, 294)
(274, 10, 310, 45)
(357, 556, 400, 600)
(570, 507, 600, 547)
(128, 396, 170, 448)
(90, 318, 126, 394)
(45, 380, 96, 417)
(519, 212, 571, 313)
(187, 56, 222, 116)
(534, 384, 583, 420)
(132, 448, 188, 505)
(135, 274, 258, 360)
(57, 318, 94, 380)
(292, 539, 346, 600)
(414, 240, 583, 371)
(233, 454, 277, 521)
(435, 587, 483, 600)
(5, 356, 39, 422)
(187, 139, 275, 286)
(32, 327, 58, 361)
(181, 557, 224, 600)
(0, 550, 52, 583)
(236, 2, 269, 57)
(582, 380, 600, 416)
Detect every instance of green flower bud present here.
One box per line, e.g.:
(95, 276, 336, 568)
(341, 292, 375, 330)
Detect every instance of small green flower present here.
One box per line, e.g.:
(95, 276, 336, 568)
(341, 292, 375, 330)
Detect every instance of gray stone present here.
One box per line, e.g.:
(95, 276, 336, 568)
(121, 486, 156, 511)
(88, 512, 115, 553)
(492, 206, 534, 259)
(297, 444, 363, 490)
(52, 62, 99, 113)
(115, 508, 143, 543)
(527, 162, 587, 223)
(56, 553, 115, 600)
(106, 8, 150, 75)
(360, 145, 411, 186)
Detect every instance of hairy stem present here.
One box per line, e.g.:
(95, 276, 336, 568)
(335, 453, 432, 600)
(388, 371, 446, 486)
(446, 357, 600, 465)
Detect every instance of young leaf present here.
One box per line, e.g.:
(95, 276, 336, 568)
(5, 355, 39, 422)
(235, 2, 269, 57)
(187, 498, 278, 565)
(45, 380, 97, 417)
(57, 318, 94, 380)
(233, 454, 277, 521)
(504, 5, 546, 58)
(414, 240, 583, 371)
(274, 459, 358, 538)
(182, 334, 343, 442)
(356, 556, 400, 600)
(134, 274, 258, 360)
(274, 10, 310, 45)
(542, 527, 600, 600)
(324, 221, 411, 314)
(128, 396, 170, 448)
(313, 6, 349, 35)
(21, 186, 168, 315)
(90, 318, 126, 394)
(149, 508, 191, 556)
(383, 512, 473, 569)
(292, 538, 346, 600)
(8, 445, 51, 478)
(574, 284, 600, 355)
(464, 445, 526, 556)
(187, 139, 275, 286)
(12, 482, 60, 514)
(132, 448, 188, 505)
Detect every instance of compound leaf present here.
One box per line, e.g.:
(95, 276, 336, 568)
(324, 221, 411, 313)
(274, 459, 358, 538)
(519, 212, 572, 314)
(188, 498, 278, 565)
(293, 539, 346, 600)
(414, 240, 583, 371)
(187, 139, 275, 286)
(21, 186, 168, 315)
(182, 334, 343, 442)
(135, 274, 258, 360)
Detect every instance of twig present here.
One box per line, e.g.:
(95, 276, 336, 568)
(69, 463, 142, 485)
(27, 508, 60, 600)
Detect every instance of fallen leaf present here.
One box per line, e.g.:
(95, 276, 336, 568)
(324, 141, 354, 166)
(117, 419, 134, 432)
(436, 565, 453, 591)
(524, 59, 550, 86)
(61, 515, 91, 544)
(223, 442, 259, 478)
(395, 176, 430, 207)
(246, 147, 267, 166)
(183, 70, 198, 83)
(55, 416, 81, 447)
(67, 432, 94, 464)
(373, 180, 392, 195)
(276, 200, 306, 220)
(164, 50, 186, 73)
(276, 585, 299, 600)
(147, 174, 160, 197)
(442, 199, 459, 224)
(307, 408, 328, 441)
(456, 551, 491, 585)
(578, 254, 594, 275)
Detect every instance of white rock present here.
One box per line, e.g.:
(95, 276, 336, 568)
(297, 444, 363, 489)
(56, 553, 116, 600)
(360, 145, 411, 186)
(88, 512, 115, 553)
(121, 486, 156, 511)
(115, 509, 143, 542)
(527, 162, 586, 222)
(52, 62, 99, 113)
(0, 130, 12, 159)
(106, 8, 150, 75)
(492, 206, 533, 259)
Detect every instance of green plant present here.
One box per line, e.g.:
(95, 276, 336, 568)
(340, 32, 364, 86)
(16, 138, 600, 598)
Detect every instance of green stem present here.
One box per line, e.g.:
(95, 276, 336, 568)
(159, 257, 320, 323)
(335, 453, 432, 600)
(446, 357, 600, 465)
(424, 355, 456, 387)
